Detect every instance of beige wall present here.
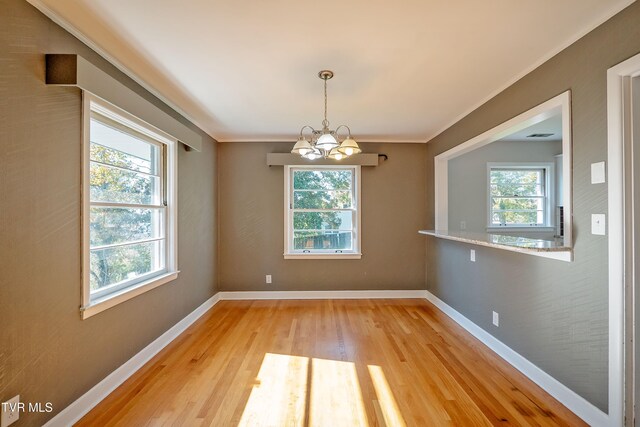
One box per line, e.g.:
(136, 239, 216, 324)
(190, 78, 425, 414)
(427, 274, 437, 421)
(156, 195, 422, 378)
(0, 1, 218, 425)
(425, 1, 640, 411)
(219, 142, 426, 292)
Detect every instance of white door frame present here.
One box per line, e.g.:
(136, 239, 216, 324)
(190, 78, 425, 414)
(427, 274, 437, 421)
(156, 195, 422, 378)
(607, 52, 640, 427)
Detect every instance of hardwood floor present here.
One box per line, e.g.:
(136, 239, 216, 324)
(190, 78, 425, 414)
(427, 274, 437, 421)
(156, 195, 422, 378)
(76, 299, 586, 426)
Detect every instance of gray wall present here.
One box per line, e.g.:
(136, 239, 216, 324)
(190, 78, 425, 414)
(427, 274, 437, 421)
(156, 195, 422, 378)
(0, 1, 218, 425)
(426, 1, 640, 411)
(448, 139, 562, 236)
(219, 142, 426, 292)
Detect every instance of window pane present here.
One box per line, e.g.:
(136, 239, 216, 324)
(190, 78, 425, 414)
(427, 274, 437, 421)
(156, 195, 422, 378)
(90, 162, 160, 205)
(490, 183, 542, 197)
(90, 207, 163, 247)
(293, 190, 352, 209)
(90, 240, 164, 291)
(293, 231, 353, 250)
(293, 170, 352, 190)
(491, 170, 543, 194)
(491, 197, 543, 212)
(490, 168, 547, 226)
(491, 211, 542, 225)
(490, 169, 542, 184)
(293, 211, 353, 230)
(90, 118, 160, 174)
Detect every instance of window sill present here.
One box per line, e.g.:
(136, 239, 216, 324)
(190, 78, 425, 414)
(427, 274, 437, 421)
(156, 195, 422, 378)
(420, 230, 572, 262)
(284, 253, 362, 260)
(81, 271, 179, 319)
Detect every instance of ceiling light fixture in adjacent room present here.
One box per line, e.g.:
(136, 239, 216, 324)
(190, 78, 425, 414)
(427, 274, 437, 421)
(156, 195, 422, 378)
(291, 70, 361, 160)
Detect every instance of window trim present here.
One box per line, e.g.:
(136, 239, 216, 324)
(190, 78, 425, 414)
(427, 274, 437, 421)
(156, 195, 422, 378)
(283, 165, 362, 259)
(486, 162, 554, 231)
(81, 92, 179, 319)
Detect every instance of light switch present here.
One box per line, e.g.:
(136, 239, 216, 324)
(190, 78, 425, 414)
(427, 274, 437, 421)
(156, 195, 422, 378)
(591, 162, 606, 184)
(592, 214, 606, 235)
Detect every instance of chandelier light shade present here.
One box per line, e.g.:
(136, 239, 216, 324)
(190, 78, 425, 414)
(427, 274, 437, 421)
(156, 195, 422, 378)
(291, 137, 313, 156)
(337, 137, 362, 156)
(327, 147, 344, 160)
(291, 70, 361, 160)
(316, 132, 339, 151)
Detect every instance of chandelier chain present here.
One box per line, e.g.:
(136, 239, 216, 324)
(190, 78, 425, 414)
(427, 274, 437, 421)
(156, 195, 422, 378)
(322, 77, 329, 128)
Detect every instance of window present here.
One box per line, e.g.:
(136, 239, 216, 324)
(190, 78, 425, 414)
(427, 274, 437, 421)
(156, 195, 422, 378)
(82, 94, 178, 318)
(488, 163, 553, 228)
(284, 166, 361, 259)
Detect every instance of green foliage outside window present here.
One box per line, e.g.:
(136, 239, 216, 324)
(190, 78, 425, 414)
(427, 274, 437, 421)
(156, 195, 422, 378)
(490, 169, 545, 226)
(292, 169, 354, 250)
(89, 137, 159, 291)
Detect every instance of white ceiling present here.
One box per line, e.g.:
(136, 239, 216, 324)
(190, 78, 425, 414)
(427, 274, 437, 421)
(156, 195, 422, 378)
(31, 0, 633, 142)
(500, 115, 563, 142)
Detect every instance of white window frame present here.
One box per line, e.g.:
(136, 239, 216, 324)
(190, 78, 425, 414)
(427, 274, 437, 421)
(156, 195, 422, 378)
(284, 165, 362, 259)
(81, 92, 179, 319)
(486, 162, 555, 232)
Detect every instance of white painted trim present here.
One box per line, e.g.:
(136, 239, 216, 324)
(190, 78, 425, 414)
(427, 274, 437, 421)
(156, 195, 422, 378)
(44, 293, 221, 427)
(284, 253, 362, 260)
(222, 138, 429, 144)
(423, 290, 608, 427)
(46, 288, 606, 426)
(485, 162, 555, 229)
(44, 290, 422, 425)
(607, 52, 640, 427)
(485, 227, 556, 233)
(81, 92, 91, 310)
(283, 165, 362, 258)
(81, 272, 178, 319)
(25, 0, 634, 144)
(81, 93, 179, 318)
(434, 91, 573, 262)
(218, 290, 428, 300)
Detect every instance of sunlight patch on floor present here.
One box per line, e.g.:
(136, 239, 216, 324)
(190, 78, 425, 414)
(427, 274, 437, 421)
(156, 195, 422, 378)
(309, 357, 368, 427)
(368, 365, 407, 427)
(238, 353, 309, 427)
(239, 354, 407, 427)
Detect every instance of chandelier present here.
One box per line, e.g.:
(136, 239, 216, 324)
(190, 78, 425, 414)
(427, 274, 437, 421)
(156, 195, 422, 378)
(291, 70, 361, 160)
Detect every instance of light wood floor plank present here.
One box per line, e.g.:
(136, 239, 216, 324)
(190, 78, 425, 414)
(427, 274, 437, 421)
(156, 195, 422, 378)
(76, 299, 586, 426)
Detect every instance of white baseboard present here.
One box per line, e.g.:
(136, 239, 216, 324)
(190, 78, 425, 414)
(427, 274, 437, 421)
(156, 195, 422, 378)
(45, 289, 607, 427)
(44, 289, 418, 425)
(43, 292, 222, 427)
(218, 289, 427, 300)
(424, 290, 608, 427)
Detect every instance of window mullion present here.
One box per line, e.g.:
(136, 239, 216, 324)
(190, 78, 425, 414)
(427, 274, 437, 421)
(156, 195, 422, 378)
(90, 236, 166, 251)
(90, 201, 166, 210)
(90, 159, 160, 177)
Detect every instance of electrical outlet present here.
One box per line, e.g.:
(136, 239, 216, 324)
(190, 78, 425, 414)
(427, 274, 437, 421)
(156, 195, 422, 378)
(591, 214, 606, 236)
(1, 395, 20, 427)
(460, 221, 466, 230)
(492, 311, 499, 327)
(470, 249, 476, 262)
(265, 274, 272, 284)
